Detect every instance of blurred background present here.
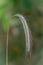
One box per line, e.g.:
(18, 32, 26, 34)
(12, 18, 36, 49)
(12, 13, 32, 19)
(0, 0, 43, 65)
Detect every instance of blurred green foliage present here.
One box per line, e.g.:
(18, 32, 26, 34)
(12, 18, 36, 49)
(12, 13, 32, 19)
(0, 0, 37, 31)
(0, 0, 43, 65)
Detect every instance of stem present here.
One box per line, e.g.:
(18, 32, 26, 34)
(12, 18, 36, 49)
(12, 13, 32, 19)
(6, 30, 9, 65)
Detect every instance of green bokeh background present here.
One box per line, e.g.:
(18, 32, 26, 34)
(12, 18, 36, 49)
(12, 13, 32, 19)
(0, 0, 43, 65)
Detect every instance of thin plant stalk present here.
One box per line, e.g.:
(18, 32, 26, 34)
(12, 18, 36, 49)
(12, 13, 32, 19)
(6, 30, 9, 65)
